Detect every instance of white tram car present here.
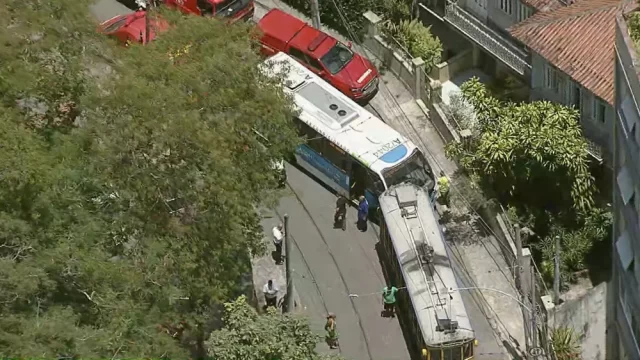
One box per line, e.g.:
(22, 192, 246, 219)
(378, 183, 476, 360)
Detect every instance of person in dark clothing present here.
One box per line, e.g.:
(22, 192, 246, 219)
(334, 195, 348, 230)
(356, 195, 369, 232)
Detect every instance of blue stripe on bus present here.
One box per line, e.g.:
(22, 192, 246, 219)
(380, 144, 408, 164)
(295, 144, 350, 190)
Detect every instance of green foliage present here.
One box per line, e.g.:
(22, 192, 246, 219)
(380, 19, 442, 70)
(381, 0, 412, 23)
(627, 12, 640, 50)
(207, 296, 343, 360)
(280, 0, 386, 39)
(445, 78, 595, 213)
(534, 208, 612, 285)
(0, 1, 298, 358)
(551, 327, 582, 360)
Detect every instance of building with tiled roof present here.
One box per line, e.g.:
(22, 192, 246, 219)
(507, 0, 628, 162)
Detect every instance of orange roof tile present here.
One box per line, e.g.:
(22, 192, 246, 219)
(509, 0, 626, 104)
(520, 0, 563, 13)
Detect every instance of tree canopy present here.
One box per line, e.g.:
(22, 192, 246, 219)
(446, 78, 596, 212)
(0, 0, 299, 357)
(207, 296, 343, 360)
(446, 78, 610, 288)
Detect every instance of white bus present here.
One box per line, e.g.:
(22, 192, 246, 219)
(261, 52, 435, 209)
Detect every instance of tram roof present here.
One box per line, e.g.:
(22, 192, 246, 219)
(379, 184, 474, 346)
(261, 52, 417, 174)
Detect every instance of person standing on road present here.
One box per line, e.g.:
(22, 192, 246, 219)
(357, 195, 369, 232)
(382, 285, 399, 318)
(334, 195, 347, 230)
(272, 223, 284, 265)
(325, 313, 339, 349)
(263, 280, 279, 309)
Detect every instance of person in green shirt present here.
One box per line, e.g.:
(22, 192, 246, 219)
(437, 171, 450, 206)
(324, 313, 339, 349)
(382, 285, 399, 318)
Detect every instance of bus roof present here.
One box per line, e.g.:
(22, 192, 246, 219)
(261, 52, 417, 174)
(379, 184, 475, 347)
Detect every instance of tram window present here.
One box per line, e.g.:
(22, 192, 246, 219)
(430, 349, 441, 360)
(443, 346, 462, 360)
(463, 342, 473, 358)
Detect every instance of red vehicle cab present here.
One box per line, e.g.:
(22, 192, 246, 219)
(165, 0, 255, 23)
(99, 10, 168, 45)
(257, 9, 379, 103)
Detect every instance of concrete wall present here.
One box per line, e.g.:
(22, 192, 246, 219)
(548, 282, 607, 360)
(430, 49, 474, 83)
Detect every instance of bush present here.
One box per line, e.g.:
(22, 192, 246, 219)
(551, 327, 582, 360)
(381, 19, 442, 70)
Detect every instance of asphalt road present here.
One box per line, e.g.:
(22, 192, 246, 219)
(274, 164, 411, 360)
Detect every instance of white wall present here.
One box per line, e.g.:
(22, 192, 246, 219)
(485, 0, 533, 29)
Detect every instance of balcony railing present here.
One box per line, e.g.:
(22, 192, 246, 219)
(443, 1, 530, 76)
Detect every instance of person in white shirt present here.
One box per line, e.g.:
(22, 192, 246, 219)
(263, 279, 279, 308)
(272, 223, 284, 265)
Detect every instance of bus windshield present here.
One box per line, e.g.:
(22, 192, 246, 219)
(381, 149, 435, 191)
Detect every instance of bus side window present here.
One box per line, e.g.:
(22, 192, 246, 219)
(323, 142, 348, 173)
(296, 120, 323, 154)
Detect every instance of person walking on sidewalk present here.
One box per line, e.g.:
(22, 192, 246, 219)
(272, 223, 284, 265)
(356, 195, 369, 232)
(382, 285, 399, 318)
(334, 195, 347, 230)
(263, 280, 279, 309)
(325, 313, 339, 349)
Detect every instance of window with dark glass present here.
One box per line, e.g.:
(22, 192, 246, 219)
(295, 120, 323, 153)
(323, 142, 348, 172)
(442, 346, 462, 360)
(463, 342, 473, 358)
(430, 349, 442, 360)
(306, 57, 324, 71)
(289, 47, 307, 64)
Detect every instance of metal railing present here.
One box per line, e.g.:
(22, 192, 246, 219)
(443, 1, 530, 76)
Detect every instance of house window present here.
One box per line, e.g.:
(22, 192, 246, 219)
(572, 84, 581, 109)
(616, 231, 634, 271)
(500, 0, 513, 14)
(593, 98, 607, 124)
(544, 63, 560, 94)
(517, 2, 532, 21)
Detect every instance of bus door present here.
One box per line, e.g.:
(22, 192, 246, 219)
(349, 162, 382, 209)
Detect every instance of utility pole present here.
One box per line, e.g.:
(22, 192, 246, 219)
(309, 0, 322, 29)
(553, 235, 561, 305)
(516, 224, 533, 360)
(530, 264, 538, 351)
(284, 214, 295, 313)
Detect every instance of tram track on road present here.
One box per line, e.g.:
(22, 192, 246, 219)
(273, 180, 375, 360)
